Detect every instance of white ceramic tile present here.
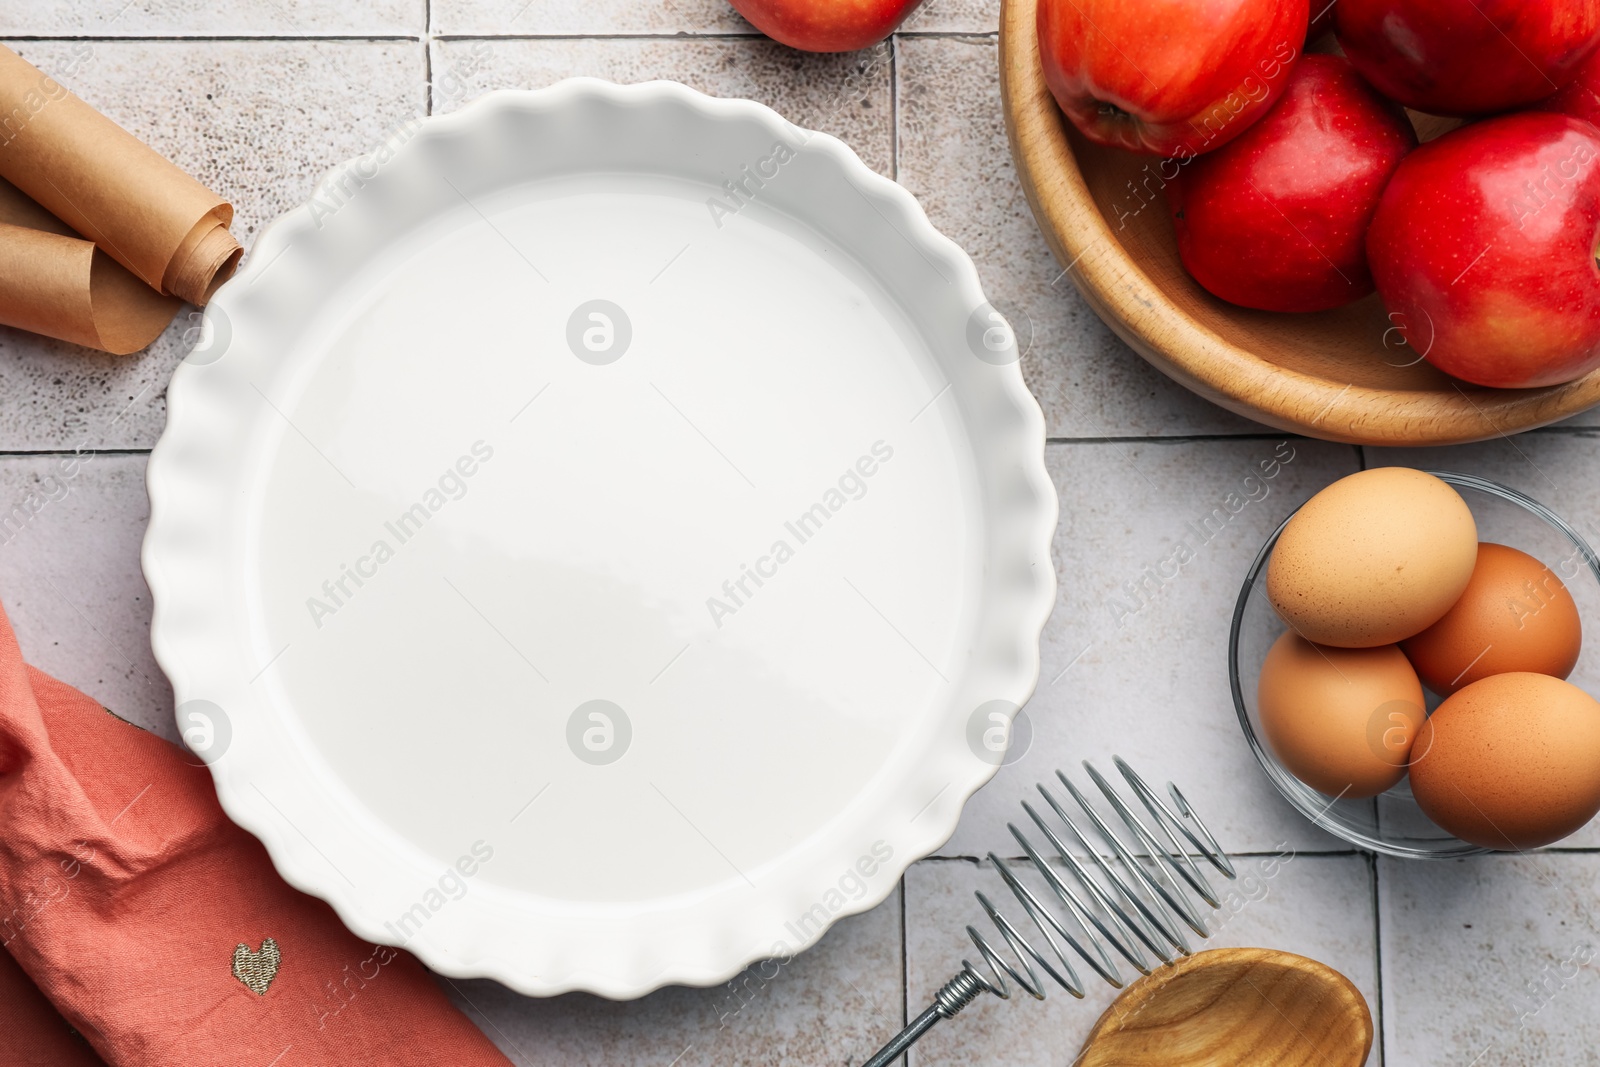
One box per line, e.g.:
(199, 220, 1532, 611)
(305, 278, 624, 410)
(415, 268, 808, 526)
(437, 889, 904, 1066)
(895, 37, 1262, 439)
(0, 453, 172, 740)
(0, 0, 423, 36)
(938, 438, 1361, 858)
(432, 0, 752, 36)
(0, 40, 427, 451)
(1380, 853, 1600, 1066)
(430, 37, 894, 178)
(905, 853, 1380, 1066)
(900, 0, 999, 35)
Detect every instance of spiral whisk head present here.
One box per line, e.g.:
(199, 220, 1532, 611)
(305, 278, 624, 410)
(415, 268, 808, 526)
(860, 757, 1233, 1067)
(959, 756, 1235, 1004)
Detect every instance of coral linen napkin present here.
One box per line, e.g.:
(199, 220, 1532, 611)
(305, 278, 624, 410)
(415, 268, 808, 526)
(0, 603, 513, 1067)
(0, 943, 106, 1065)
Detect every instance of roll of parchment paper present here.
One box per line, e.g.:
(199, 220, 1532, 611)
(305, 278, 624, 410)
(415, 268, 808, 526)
(0, 44, 241, 307)
(0, 176, 181, 354)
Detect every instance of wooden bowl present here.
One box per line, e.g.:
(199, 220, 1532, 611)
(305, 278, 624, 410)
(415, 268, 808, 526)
(998, 0, 1600, 445)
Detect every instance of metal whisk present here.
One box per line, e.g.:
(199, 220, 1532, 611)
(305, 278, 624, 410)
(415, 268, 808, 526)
(862, 757, 1235, 1066)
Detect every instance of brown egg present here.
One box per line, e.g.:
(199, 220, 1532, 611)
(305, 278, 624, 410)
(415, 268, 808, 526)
(1410, 673, 1600, 850)
(1257, 631, 1427, 798)
(1402, 543, 1582, 695)
(1267, 468, 1477, 647)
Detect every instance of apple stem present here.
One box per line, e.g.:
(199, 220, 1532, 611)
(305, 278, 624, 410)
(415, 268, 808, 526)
(1095, 100, 1135, 122)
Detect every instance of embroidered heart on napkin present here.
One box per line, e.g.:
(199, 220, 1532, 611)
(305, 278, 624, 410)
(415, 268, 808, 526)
(232, 937, 281, 996)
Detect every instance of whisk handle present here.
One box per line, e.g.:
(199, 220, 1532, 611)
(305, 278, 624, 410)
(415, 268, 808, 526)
(860, 1004, 942, 1067)
(860, 969, 987, 1067)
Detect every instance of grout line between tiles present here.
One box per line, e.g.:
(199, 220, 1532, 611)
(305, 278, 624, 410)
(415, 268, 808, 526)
(430, 31, 768, 41)
(1371, 852, 1387, 1067)
(888, 33, 899, 184)
(435, 31, 765, 41)
(898, 877, 909, 1067)
(0, 29, 1004, 44)
(0, 448, 152, 457)
(428, 29, 998, 41)
(423, 27, 433, 114)
(1047, 432, 1315, 446)
(875, 29, 1001, 38)
(1052, 425, 1600, 444)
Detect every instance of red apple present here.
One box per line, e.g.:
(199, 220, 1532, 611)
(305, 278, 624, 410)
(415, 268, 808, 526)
(1367, 112, 1600, 389)
(1169, 55, 1415, 312)
(1037, 0, 1309, 157)
(728, 0, 921, 51)
(1537, 42, 1600, 126)
(1337, 0, 1600, 117)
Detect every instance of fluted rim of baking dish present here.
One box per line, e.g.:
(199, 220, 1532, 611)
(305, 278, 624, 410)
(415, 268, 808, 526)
(143, 79, 1058, 998)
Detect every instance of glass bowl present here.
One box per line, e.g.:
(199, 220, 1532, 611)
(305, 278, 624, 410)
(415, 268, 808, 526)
(1229, 471, 1600, 859)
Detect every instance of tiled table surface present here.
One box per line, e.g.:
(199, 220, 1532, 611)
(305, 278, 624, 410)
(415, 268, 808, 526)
(4, 4, 1600, 1065)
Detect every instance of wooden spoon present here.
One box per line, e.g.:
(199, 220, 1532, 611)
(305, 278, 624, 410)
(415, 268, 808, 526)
(1075, 947, 1372, 1067)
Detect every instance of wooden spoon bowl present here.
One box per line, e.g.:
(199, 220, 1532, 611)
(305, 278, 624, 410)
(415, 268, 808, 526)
(998, 0, 1600, 444)
(1077, 947, 1373, 1067)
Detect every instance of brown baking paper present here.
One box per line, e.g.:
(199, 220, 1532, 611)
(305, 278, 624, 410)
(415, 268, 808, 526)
(0, 176, 180, 353)
(0, 44, 241, 307)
